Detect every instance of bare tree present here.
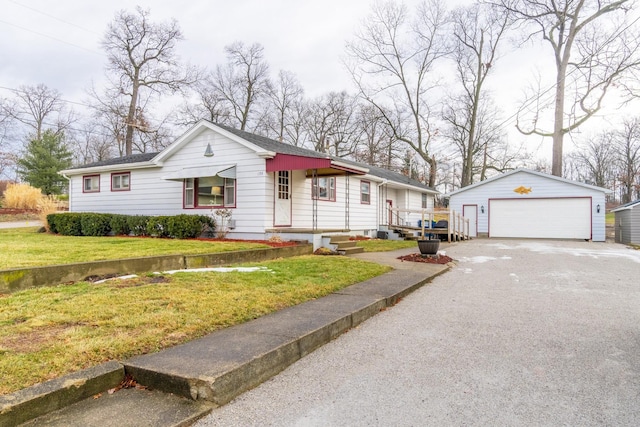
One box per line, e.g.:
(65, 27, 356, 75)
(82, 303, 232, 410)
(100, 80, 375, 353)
(489, 0, 640, 176)
(68, 123, 116, 165)
(353, 104, 395, 168)
(346, 0, 450, 186)
(213, 42, 270, 131)
(176, 76, 231, 127)
(100, 6, 197, 155)
(262, 70, 304, 142)
(3, 84, 74, 140)
(446, 3, 509, 186)
(570, 133, 617, 188)
(304, 91, 360, 157)
(614, 117, 640, 203)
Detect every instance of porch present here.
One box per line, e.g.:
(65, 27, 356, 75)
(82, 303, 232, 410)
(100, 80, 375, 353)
(384, 208, 471, 243)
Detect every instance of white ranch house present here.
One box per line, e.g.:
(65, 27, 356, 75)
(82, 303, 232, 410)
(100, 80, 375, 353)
(446, 168, 611, 242)
(60, 121, 438, 249)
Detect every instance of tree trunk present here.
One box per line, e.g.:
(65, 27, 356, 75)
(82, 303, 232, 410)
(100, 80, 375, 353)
(428, 156, 437, 188)
(124, 69, 141, 156)
(551, 77, 565, 177)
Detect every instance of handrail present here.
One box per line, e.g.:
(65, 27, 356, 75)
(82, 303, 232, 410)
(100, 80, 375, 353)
(387, 208, 470, 242)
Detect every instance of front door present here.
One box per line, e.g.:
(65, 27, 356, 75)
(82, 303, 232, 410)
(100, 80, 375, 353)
(463, 204, 478, 238)
(274, 171, 292, 226)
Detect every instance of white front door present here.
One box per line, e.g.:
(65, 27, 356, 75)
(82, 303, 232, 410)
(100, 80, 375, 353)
(274, 171, 292, 226)
(463, 204, 478, 237)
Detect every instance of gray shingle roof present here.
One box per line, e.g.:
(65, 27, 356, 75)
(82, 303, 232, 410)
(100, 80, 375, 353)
(215, 122, 435, 191)
(215, 123, 328, 159)
(66, 152, 158, 170)
(67, 122, 435, 192)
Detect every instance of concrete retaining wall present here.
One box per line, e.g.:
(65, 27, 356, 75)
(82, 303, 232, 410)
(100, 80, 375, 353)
(0, 244, 312, 294)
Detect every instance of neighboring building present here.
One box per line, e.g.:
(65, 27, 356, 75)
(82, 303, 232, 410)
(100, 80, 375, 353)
(611, 199, 640, 245)
(446, 168, 611, 241)
(60, 120, 438, 249)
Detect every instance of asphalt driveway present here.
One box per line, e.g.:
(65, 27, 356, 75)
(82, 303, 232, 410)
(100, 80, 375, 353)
(195, 239, 640, 427)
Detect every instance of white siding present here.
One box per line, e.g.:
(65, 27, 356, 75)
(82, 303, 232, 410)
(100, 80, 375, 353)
(68, 129, 271, 235)
(66, 125, 436, 238)
(449, 170, 608, 242)
(349, 178, 377, 231)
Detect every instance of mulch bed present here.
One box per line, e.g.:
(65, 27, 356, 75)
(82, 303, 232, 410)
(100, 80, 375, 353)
(397, 253, 453, 264)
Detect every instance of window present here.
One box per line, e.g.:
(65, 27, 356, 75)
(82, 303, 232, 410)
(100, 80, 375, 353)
(360, 180, 371, 204)
(184, 176, 236, 209)
(185, 178, 195, 208)
(111, 172, 130, 191)
(278, 171, 290, 200)
(83, 175, 100, 193)
(422, 193, 428, 209)
(312, 176, 335, 201)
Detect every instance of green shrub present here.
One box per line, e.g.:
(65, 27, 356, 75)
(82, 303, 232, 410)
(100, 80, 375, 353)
(146, 216, 171, 238)
(80, 213, 112, 237)
(46, 213, 60, 234)
(127, 215, 150, 236)
(55, 213, 83, 236)
(110, 214, 130, 236)
(166, 214, 204, 239)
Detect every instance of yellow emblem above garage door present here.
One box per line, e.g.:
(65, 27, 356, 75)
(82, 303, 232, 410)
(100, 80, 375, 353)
(513, 186, 532, 194)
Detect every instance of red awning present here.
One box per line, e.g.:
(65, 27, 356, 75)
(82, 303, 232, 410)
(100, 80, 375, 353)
(266, 154, 331, 172)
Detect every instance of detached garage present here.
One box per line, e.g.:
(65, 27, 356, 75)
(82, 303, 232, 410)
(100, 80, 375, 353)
(611, 199, 640, 245)
(446, 169, 611, 241)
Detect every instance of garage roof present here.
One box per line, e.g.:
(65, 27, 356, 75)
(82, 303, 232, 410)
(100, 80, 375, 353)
(611, 199, 640, 212)
(445, 168, 612, 197)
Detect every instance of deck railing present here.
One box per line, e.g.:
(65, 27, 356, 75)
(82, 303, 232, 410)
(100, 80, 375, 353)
(387, 208, 470, 242)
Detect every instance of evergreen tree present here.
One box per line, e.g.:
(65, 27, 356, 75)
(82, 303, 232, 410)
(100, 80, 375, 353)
(17, 130, 72, 195)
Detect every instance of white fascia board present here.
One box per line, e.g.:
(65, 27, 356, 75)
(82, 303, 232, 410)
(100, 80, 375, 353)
(60, 161, 159, 176)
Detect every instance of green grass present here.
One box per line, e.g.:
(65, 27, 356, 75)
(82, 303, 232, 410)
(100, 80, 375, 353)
(355, 238, 420, 252)
(0, 255, 391, 395)
(0, 228, 272, 269)
(606, 212, 615, 226)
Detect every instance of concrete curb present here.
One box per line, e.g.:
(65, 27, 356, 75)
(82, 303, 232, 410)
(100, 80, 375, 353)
(0, 361, 124, 427)
(0, 244, 313, 294)
(1, 264, 450, 426)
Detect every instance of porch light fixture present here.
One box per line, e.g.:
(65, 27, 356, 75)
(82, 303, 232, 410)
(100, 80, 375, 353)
(481, 205, 485, 214)
(597, 204, 601, 213)
(204, 143, 214, 157)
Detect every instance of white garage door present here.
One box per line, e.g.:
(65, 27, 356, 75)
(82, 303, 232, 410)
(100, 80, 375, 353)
(489, 198, 591, 239)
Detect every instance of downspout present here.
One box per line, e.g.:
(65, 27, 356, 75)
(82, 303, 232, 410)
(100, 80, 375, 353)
(61, 172, 71, 212)
(376, 180, 388, 228)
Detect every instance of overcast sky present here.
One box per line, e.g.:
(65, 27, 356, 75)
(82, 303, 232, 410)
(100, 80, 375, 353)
(1, 0, 406, 99)
(1, 0, 636, 163)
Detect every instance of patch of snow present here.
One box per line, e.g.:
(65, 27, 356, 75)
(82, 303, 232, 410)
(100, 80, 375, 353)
(488, 241, 640, 264)
(459, 255, 512, 264)
(94, 274, 138, 284)
(159, 266, 273, 274)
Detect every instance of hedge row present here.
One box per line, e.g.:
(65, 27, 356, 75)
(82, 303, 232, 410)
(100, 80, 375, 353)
(46, 213, 216, 239)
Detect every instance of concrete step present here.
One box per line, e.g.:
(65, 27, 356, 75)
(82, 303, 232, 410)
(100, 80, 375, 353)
(328, 235, 351, 244)
(340, 246, 365, 255)
(334, 240, 357, 249)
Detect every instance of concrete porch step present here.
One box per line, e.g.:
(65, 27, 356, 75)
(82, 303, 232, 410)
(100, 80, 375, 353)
(339, 246, 365, 255)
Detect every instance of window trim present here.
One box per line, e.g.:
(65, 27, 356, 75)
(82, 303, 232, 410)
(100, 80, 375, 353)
(311, 176, 336, 202)
(82, 174, 100, 193)
(183, 176, 237, 209)
(111, 172, 131, 192)
(360, 180, 371, 204)
(421, 193, 428, 209)
(278, 171, 290, 200)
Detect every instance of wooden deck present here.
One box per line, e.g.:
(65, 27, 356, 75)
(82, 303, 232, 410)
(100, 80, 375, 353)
(387, 208, 471, 243)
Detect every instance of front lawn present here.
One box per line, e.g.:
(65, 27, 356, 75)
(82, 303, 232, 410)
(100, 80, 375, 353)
(0, 255, 391, 395)
(0, 228, 273, 269)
